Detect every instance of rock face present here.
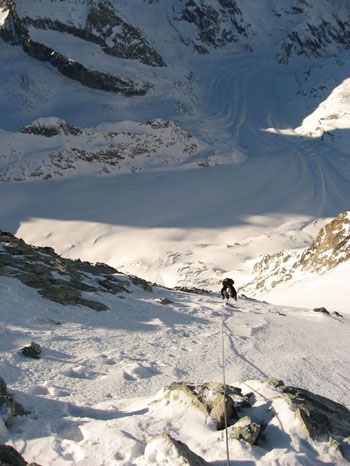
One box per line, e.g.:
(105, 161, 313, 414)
(172, 0, 251, 53)
(275, 6, 350, 64)
(23, 40, 150, 96)
(84, 0, 166, 67)
(0, 230, 153, 310)
(299, 212, 350, 273)
(241, 212, 350, 295)
(0, 0, 154, 95)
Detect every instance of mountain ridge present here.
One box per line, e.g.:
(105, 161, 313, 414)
(1, 0, 350, 105)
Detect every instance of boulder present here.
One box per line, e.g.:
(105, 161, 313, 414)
(19, 342, 41, 360)
(163, 382, 240, 430)
(266, 378, 350, 439)
(228, 416, 261, 444)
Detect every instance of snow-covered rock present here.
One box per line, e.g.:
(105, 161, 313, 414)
(0, 118, 204, 180)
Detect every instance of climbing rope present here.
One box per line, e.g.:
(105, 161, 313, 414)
(221, 307, 231, 466)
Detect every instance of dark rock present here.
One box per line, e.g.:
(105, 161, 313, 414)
(277, 18, 350, 63)
(0, 377, 27, 427)
(157, 297, 173, 305)
(174, 0, 249, 51)
(130, 275, 153, 292)
(174, 286, 210, 295)
(0, 444, 42, 466)
(0, 0, 164, 99)
(23, 39, 151, 96)
(97, 278, 127, 294)
(228, 416, 261, 444)
(86, 0, 166, 67)
(39, 286, 106, 310)
(20, 342, 41, 359)
(313, 307, 330, 315)
(266, 378, 350, 440)
(20, 0, 166, 67)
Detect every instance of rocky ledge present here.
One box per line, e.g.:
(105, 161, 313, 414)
(0, 230, 153, 310)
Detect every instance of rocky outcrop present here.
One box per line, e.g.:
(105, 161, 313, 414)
(1, 0, 349, 74)
(241, 212, 350, 295)
(299, 212, 350, 273)
(20, 0, 166, 67)
(172, 0, 251, 53)
(0, 230, 153, 310)
(170, 0, 350, 60)
(0, 377, 27, 428)
(147, 378, 350, 461)
(22, 39, 150, 96)
(0, 445, 42, 466)
(20, 118, 82, 137)
(277, 15, 350, 64)
(267, 378, 350, 441)
(155, 381, 252, 431)
(85, 0, 166, 67)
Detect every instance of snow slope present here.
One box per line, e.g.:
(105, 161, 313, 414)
(1, 270, 349, 465)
